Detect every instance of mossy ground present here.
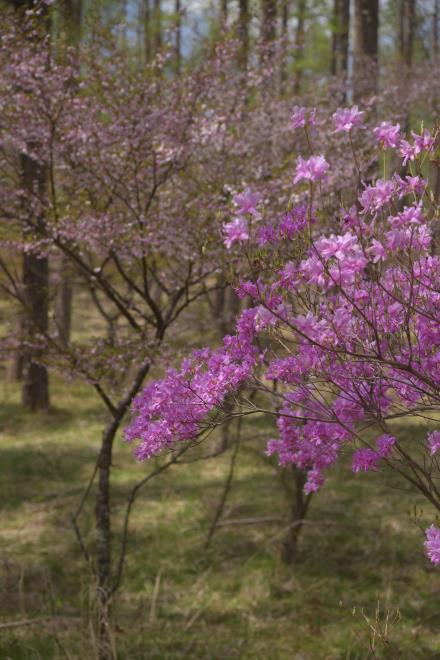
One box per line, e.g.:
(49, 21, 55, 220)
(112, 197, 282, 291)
(1, 377, 440, 659)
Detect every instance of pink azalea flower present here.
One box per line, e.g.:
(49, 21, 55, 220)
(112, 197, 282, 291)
(293, 155, 329, 184)
(428, 430, 440, 456)
(223, 217, 249, 249)
(332, 106, 364, 133)
(425, 525, 440, 564)
(291, 106, 316, 130)
(233, 187, 262, 217)
(373, 121, 401, 149)
(412, 128, 434, 155)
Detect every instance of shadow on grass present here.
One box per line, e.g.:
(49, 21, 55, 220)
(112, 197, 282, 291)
(0, 443, 97, 509)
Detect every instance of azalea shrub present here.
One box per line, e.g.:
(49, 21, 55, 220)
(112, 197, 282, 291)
(126, 107, 440, 563)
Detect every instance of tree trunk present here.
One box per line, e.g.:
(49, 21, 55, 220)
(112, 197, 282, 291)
(282, 468, 311, 564)
(220, 0, 228, 25)
(213, 277, 241, 337)
(280, 0, 290, 86)
(434, 0, 439, 57)
(95, 422, 117, 660)
(261, 0, 277, 62)
(63, 0, 82, 43)
(144, 0, 151, 63)
(237, 0, 250, 69)
(293, 0, 306, 94)
(8, 0, 51, 414)
(20, 150, 50, 412)
(92, 360, 151, 658)
(53, 0, 82, 349)
(398, 0, 415, 67)
(153, 0, 162, 56)
(175, 0, 181, 74)
(331, 0, 350, 79)
(353, 0, 379, 101)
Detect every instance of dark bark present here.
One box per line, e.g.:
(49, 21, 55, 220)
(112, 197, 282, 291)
(237, 0, 250, 69)
(94, 360, 151, 659)
(282, 468, 311, 563)
(293, 0, 306, 94)
(353, 0, 379, 101)
(220, 0, 228, 25)
(282, 0, 289, 33)
(434, 0, 439, 57)
(331, 0, 350, 78)
(261, 0, 277, 62)
(144, 0, 151, 63)
(398, 0, 415, 67)
(175, 0, 181, 74)
(7, 0, 52, 413)
(153, 0, 162, 56)
(95, 422, 117, 660)
(280, 0, 290, 86)
(63, 0, 82, 44)
(20, 150, 50, 412)
(213, 276, 241, 337)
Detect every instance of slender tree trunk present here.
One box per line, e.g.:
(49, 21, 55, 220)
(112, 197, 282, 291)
(213, 277, 241, 337)
(280, 0, 290, 87)
(153, 0, 162, 56)
(434, 0, 439, 57)
(54, 0, 82, 349)
(95, 421, 118, 660)
(175, 0, 181, 74)
(331, 0, 350, 83)
(63, 0, 82, 43)
(92, 360, 151, 658)
(398, 0, 415, 67)
(237, 0, 250, 69)
(8, 0, 51, 412)
(282, 468, 311, 563)
(293, 0, 306, 94)
(220, 0, 228, 25)
(353, 0, 379, 101)
(261, 0, 277, 63)
(144, 0, 151, 63)
(282, 0, 289, 33)
(20, 150, 50, 412)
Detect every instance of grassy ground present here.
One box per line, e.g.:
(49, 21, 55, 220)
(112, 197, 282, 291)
(1, 376, 440, 659)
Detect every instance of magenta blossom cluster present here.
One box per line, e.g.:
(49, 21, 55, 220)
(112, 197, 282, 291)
(223, 188, 262, 249)
(293, 155, 329, 184)
(332, 105, 364, 133)
(126, 111, 439, 562)
(125, 309, 259, 459)
(290, 106, 316, 130)
(425, 526, 440, 564)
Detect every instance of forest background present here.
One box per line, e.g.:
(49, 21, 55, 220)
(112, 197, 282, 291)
(0, 0, 439, 658)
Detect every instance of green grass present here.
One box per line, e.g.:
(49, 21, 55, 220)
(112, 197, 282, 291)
(1, 377, 440, 659)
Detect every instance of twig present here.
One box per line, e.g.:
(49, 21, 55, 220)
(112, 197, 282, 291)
(110, 445, 189, 596)
(213, 516, 285, 527)
(205, 416, 242, 548)
(0, 617, 82, 630)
